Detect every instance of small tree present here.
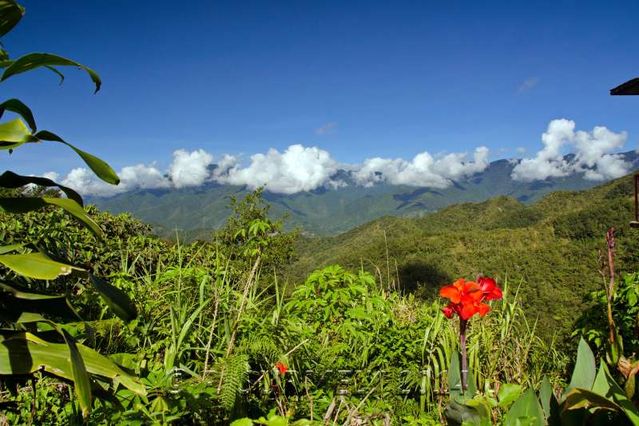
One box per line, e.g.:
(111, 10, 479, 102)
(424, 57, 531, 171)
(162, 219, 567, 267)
(214, 188, 298, 273)
(0, 0, 144, 418)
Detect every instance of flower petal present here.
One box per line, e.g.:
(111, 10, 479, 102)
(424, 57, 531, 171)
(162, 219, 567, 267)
(487, 286, 503, 301)
(460, 303, 478, 320)
(479, 276, 503, 301)
(442, 304, 455, 318)
(478, 276, 496, 292)
(462, 280, 480, 293)
(478, 303, 491, 317)
(440, 285, 461, 303)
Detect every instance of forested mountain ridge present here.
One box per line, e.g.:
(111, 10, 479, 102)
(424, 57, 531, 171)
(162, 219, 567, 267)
(90, 150, 639, 237)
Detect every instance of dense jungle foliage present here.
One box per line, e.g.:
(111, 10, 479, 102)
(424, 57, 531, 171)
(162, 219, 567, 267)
(2, 176, 639, 424)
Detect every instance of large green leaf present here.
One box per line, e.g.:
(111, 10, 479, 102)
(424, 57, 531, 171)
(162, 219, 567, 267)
(0, 117, 33, 149)
(0, 281, 79, 321)
(448, 349, 462, 400)
(0, 0, 23, 37)
(89, 275, 137, 321)
(444, 399, 482, 426)
(35, 130, 120, 185)
(0, 98, 36, 131)
(62, 329, 91, 418)
(1, 53, 101, 93)
(0, 171, 83, 206)
(562, 388, 623, 413)
(498, 383, 523, 409)
(503, 388, 545, 426)
(14, 314, 91, 416)
(539, 376, 561, 424)
(0, 252, 82, 280)
(567, 338, 596, 393)
(0, 197, 101, 236)
(591, 362, 639, 424)
(0, 331, 145, 396)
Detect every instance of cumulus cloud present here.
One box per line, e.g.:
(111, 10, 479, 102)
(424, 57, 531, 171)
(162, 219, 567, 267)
(573, 126, 628, 180)
(511, 119, 575, 181)
(169, 149, 214, 188)
(120, 164, 169, 189)
(62, 168, 119, 197)
(58, 148, 218, 196)
(354, 147, 489, 188)
(62, 163, 169, 197)
(49, 119, 632, 197)
(511, 119, 629, 182)
(219, 144, 338, 194)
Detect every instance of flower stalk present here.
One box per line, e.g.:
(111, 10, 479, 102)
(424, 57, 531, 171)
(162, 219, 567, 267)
(459, 318, 468, 392)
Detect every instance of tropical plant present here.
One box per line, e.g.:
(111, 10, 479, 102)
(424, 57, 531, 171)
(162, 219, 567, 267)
(440, 276, 503, 392)
(0, 0, 143, 418)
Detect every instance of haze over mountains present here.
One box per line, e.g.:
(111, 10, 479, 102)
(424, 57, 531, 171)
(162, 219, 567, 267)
(90, 150, 639, 237)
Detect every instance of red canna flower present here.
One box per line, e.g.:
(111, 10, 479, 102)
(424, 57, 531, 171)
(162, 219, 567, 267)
(275, 361, 288, 375)
(439, 276, 502, 392)
(439, 277, 501, 320)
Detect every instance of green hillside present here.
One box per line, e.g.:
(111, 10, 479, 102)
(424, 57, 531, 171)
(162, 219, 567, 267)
(288, 174, 639, 342)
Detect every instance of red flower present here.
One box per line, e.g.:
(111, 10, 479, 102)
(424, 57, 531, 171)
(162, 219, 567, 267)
(439, 277, 502, 320)
(478, 276, 502, 301)
(275, 361, 288, 375)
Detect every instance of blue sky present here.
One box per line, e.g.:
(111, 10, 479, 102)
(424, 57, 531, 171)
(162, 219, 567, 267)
(3, 0, 639, 193)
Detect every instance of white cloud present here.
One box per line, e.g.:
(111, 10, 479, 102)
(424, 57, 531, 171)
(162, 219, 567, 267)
(120, 164, 169, 189)
(43, 171, 59, 181)
(50, 119, 632, 197)
(511, 119, 574, 181)
(62, 168, 119, 197)
(573, 126, 628, 180)
(62, 163, 170, 197)
(354, 147, 489, 188)
(219, 144, 338, 194)
(168, 149, 214, 188)
(212, 154, 238, 178)
(512, 119, 629, 182)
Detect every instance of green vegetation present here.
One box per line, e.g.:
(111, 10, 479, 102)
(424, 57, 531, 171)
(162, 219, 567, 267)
(0, 192, 569, 423)
(3, 2, 639, 424)
(4, 175, 639, 423)
(290, 174, 639, 344)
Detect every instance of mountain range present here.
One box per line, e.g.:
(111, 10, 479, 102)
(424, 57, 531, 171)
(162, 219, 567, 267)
(90, 151, 639, 237)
